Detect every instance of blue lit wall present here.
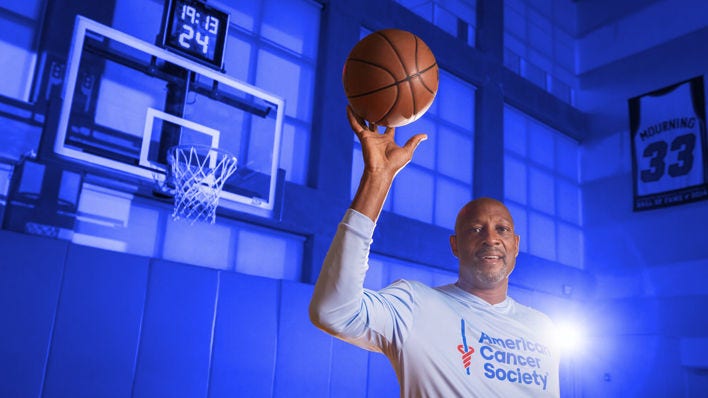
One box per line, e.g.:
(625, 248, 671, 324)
(577, 2, 708, 396)
(1, 0, 708, 397)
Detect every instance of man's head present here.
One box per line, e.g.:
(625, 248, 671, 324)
(449, 197, 520, 292)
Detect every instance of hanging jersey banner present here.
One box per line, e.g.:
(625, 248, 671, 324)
(628, 76, 708, 211)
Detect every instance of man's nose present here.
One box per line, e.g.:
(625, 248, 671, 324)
(481, 229, 501, 245)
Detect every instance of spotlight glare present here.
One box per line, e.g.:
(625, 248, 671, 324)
(555, 320, 585, 354)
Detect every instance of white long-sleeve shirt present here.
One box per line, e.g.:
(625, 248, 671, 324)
(310, 209, 560, 397)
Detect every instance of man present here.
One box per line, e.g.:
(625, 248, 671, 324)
(309, 107, 560, 397)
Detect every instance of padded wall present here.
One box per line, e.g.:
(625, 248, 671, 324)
(0, 229, 399, 397)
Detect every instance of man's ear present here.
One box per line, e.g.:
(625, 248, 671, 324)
(450, 235, 458, 257)
(515, 234, 520, 257)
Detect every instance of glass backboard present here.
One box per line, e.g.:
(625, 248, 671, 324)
(54, 16, 285, 218)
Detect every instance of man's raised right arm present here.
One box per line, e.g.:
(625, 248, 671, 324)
(308, 106, 426, 337)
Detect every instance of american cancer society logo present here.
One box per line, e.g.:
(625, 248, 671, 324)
(458, 319, 551, 392)
(458, 319, 475, 375)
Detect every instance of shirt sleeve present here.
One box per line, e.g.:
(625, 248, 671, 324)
(309, 209, 416, 353)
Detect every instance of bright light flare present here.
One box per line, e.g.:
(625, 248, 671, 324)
(554, 320, 586, 354)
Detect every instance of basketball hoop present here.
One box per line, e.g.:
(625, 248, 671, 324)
(166, 145, 238, 224)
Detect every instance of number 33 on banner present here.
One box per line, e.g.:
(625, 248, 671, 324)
(640, 132, 698, 187)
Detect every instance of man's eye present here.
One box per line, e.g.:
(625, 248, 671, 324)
(471, 227, 482, 233)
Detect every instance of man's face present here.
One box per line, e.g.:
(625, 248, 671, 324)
(450, 199, 520, 289)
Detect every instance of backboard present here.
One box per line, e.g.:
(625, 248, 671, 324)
(54, 16, 284, 218)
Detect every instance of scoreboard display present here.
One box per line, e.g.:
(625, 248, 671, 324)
(161, 0, 229, 69)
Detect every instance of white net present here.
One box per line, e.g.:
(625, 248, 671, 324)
(168, 145, 238, 224)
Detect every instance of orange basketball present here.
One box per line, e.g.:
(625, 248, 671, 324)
(342, 29, 439, 127)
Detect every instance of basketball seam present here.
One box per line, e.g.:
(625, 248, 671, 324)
(410, 36, 419, 113)
(345, 62, 437, 99)
(417, 63, 438, 95)
(344, 58, 398, 97)
(375, 30, 410, 124)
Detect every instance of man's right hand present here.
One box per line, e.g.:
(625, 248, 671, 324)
(347, 106, 427, 222)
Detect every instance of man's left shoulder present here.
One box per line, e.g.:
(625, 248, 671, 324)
(508, 298, 555, 327)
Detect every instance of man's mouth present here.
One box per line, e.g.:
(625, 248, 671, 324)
(481, 255, 501, 260)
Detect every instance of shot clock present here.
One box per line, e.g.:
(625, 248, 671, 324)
(161, 0, 229, 69)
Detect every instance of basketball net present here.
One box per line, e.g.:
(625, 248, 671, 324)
(167, 145, 238, 224)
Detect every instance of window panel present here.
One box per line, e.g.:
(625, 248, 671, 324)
(262, 0, 320, 58)
(504, 47, 521, 75)
(393, 167, 434, 224)
(465, 24, 476, 48)
(528, 168, 555, 216)
(438, 127, 472, 183)
(396, 0, 477, 48)
(424, 81, 439, 117)
(0, 19, 35, 100)
(527, 120, 555, 169)
(445, 0, 476, 24)
(256, 50, 310, 119)
(3, 1, 42, 19)
(504, 4, 526, 39)
(504, 155, 527, 205)
(435, 178, 470, 230)
(222, 36, 252, 82)
(433, 4, 458, 38)
(528, 10, 552, 47)
(399, 117, 436, 169)
(503, 0, 575, 105)
(229, 1, 258, 32)
(549, 76, 572, 103)
(504, 32, 526, 60)
(504, 107, 527, 156)
(527, 48, 553, 73)
(528, 211, 555, 260)
(520, 59, 546, 89)
(554, 28, 575, 71)
(556, 180, 581, 225)
(396, 0, 434, 21)
(438, 72, 475, 129)
(112, 0, 163, 42)
(556, 134, 579, 180)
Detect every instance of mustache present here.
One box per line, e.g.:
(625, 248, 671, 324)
(476, 249, 505, 257)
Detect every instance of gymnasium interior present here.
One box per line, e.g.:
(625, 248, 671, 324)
(1, 0, 707, 396)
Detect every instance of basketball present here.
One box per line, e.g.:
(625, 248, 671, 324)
(342, 29, 439, 127)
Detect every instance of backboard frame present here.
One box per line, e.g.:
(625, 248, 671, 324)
(54, 15, 285, 217)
